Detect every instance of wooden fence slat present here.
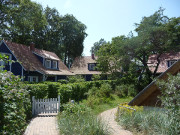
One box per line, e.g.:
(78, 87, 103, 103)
(32, 96, 60, 115)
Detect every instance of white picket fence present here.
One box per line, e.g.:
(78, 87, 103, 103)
(32, 96, 60, 115)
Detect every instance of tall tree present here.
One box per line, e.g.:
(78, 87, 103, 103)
(43, 6, 63, 57)
(60, 14, 87, 66)
(0, 0, 47, 46)
(91, 38, 107, 55)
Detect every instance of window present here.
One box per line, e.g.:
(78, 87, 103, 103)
(45, 59, 51, 68)
(89, 63, 96, 71)
(167, 60, 177, 67)
(52, 61, 57, 69)
(28, 76, 38, 82)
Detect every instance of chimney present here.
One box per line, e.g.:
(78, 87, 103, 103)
(91, 53, 95, 60)
(30, 42, 35, 51)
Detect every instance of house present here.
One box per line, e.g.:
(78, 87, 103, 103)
(70, 54, 102, 81)
(129, 59, 180, 107)
(148, 52, 180, 74)
(0, 40, 74, 82)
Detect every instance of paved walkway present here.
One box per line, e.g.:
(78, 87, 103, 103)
(99, 107, 133, 135)
(24, 114, 59, 135)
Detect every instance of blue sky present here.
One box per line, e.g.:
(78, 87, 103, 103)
(33, 0, 180, 56)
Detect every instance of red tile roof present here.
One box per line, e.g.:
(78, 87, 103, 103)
(70, 56, 101, 75)
(148, 52, 180, 73)
(3, 40, 74, 75)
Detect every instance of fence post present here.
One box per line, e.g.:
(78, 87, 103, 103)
(32, 96, 35, 115)
(58, 95, 60, 112)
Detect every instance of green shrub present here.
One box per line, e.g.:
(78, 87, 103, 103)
(26, 80, 117, 104)
(27, 83, 48, 99)
(58, 79, 68, 84)
(58, 103, 109, 135)
(47, 82, 60, 98)
(157, 73, 180, 134)
(86, 83, 113, 107)
(115, 84, 136, 97)
(67, 75, 85, 83)
(0, 71, 31, 135)
(92, 74, 101, 81)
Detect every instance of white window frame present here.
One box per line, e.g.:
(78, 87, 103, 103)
(89, 63, 95, 71)
(52, 61, 58, 69)
(167, 60, 177, 67)
(45, 59, 51, 68)
(28, 76, 38, 82)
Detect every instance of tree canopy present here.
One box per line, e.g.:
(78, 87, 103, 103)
(0, 0, 87, 65)
(96, 8, 180, 88)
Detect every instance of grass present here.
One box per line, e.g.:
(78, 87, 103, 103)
(117, 109, 180, 135)
(82, 94, 133, 115)
(58, 103, 109, 135)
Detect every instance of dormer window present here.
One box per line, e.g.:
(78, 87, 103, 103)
(45, 59, 51, 68)
(52, 61, 58, 69)
(89, 63, 96, 71)
(167, 60, 177, 67)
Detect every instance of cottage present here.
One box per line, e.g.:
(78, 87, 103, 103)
(129, 59, 180, 107)
(148, 52, 180, 74)
(70, 54, 102, 81)
(0, 40, 74, 82)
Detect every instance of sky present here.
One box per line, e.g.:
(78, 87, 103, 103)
(33, 0, 180, 56)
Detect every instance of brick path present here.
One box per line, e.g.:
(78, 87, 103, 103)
(24, 114, 59, 135)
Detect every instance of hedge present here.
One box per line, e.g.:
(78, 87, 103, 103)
(0, 72, 31, 135)
(27, 80, 118, 104)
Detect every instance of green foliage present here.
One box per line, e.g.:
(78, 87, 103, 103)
(58, 79, 68, 84)
(67, 75, 85, 83)
(27, 80, 117, 104)
(86, 83, 113, 108)
(115, 84, 137, 97)
(0, 1, 87, 62)
(91, 38, 107, 55)
(58, 103, 109, 135)
(117, 110, 179, 135)
(157, 73, 180, 134)
(96, 8, 180, 90)
(0, 71, 31, 135)
(27, 83, 48, 99)
(91, 74, 101, 81)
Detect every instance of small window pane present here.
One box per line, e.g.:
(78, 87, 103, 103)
(45, 60, 51, 68)
(52, 61, 57, 69)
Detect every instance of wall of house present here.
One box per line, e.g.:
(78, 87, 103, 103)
(85, 75, 92, 81)
(0, 42, 23, 76)
(24, 71, 43, 82)
(57, 75, 67, 80)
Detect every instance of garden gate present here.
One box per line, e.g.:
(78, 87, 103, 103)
(32, 96, 60, 115)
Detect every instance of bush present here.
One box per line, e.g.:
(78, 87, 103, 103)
(27, 80, 118, 104)
(58, 79, 68, 84)
(67, 75, 85, 83)
(92, 74, 101, 81)
(157, 73, 180, 134)
(115, 84, 136, 97)
(27, 83, 48, 99)
(86, 83, 113, 107)
(0, 71, 31, 135)
(58, 103, 109, 135)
